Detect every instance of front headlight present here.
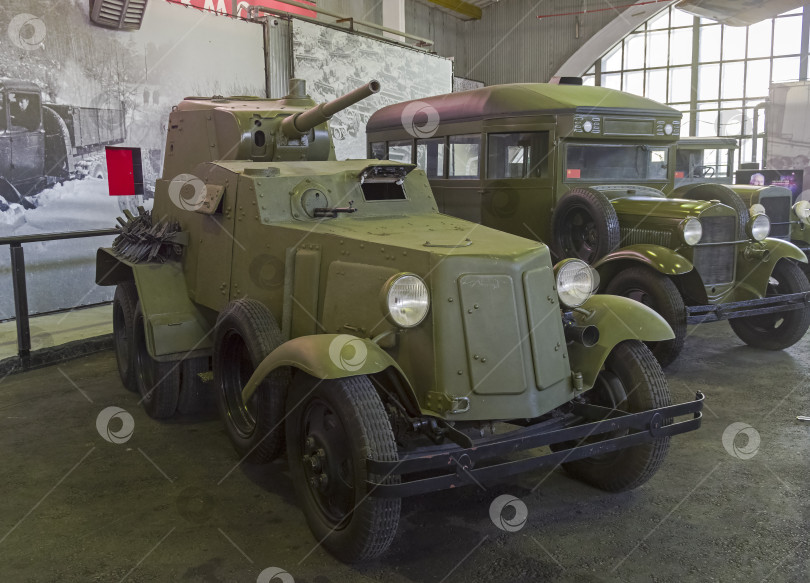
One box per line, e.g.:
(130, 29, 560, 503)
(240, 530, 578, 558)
(555, 259, 594, 308)
(747, 213, 770, 241)
(793, 200, 810, 226)
(680, 217, 703, 246)
(382, 273, 429, 328)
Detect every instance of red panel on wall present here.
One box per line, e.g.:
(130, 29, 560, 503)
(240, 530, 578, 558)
(166, 0, 316, 19)
(106, 147, 144, 196)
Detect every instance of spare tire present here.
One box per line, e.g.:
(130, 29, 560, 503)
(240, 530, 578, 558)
(551, 187, 620, 263)
(670, 183, 748, 236)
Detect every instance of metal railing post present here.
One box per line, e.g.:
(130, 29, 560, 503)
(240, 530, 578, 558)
(9, 242, 31, 367)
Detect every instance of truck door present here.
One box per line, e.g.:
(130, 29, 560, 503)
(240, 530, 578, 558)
(8, 91, 45, 192)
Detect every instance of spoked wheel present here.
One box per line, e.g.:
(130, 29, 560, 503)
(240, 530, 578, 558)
(286, 374, 400, 563)
(133, 303, 180, 419)
(214, 299, 289, 463)
(604, 266, 686, 367)
(559, 340, 672, 492)
(551, 188, 620, 263)
(730, 259, 810, 350)
(112, 282, 138, 392)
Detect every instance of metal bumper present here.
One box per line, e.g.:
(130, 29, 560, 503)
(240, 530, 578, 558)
(686, 291, 810, 324)
(366, 392, 704, 498)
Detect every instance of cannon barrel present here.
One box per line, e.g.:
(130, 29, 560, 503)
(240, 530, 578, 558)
(281, 80, 381, 138)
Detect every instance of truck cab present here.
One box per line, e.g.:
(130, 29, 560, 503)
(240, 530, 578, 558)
(0, 79, 44, 200)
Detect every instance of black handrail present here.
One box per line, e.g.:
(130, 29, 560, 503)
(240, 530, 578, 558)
(1, 228, 118, 368)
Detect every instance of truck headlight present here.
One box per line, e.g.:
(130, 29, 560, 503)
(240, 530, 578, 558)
(555, 259, 594, 308)
(793, 200, 810, 226)
(747, 213, 770, 241)
(382, 273, 429, 328)
(680, 217, 703, 246)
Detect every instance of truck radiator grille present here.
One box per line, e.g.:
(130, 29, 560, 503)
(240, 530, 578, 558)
(620, 227, 672, 248)
(760, 196, 791, 239)
(693, 216, 736, 285)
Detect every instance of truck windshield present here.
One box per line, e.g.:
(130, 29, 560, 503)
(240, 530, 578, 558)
(564, 144, 668, 182)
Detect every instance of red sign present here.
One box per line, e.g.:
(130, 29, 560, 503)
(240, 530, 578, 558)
(106, 147, 144, 196)
(675, 171, 685, 178)
(166, 0, 316, 19)
(566, 168, 581, 179)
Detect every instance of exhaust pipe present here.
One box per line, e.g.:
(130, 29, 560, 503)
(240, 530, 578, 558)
(564, 323, 600, 347)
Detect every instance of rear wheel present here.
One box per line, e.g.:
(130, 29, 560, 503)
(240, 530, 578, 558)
(214, 299, 289, 463)
(730, 259, 810, 350)
(177, 357, 212, 415)
(112, 282, 138, 392)
(286, 374, 401, 562)
(604, 266, 686, 367)
(561, 340, 671, 492)
(551, 188, 620, 263)
(133, 303, 181, 419)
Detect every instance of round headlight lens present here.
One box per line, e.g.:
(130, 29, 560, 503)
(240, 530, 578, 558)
(748, 213, 770, 241)
(664, 123, 674, 135)
(582, 120, 593, 133)
(555, 259, 595, 308)
(793, 200, 810, 225)
(681, 217, 703, 246)
(384, 274, 429, 328)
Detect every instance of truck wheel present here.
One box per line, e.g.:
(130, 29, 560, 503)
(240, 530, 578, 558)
(604, 266, 686, 367)
(729, 259, 810, 350)
(286, 374, 401, 563)
(561, 340, 671, 492)
(214, 299, 289, 463)
(112, 282, 138, 392)
(177, 357, 212, 415)
(551, 188, 620, 263)
(133, 303, 181, 419)
(671, 183, 748, 236)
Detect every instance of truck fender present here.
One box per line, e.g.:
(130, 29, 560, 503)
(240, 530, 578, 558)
(762, 238, 808, 263)
(241, 334, 419, 411)
(734, 238, 809, 300)
(96, 248, 213, 360)
(566, 295, 674, 389)
(593, 245, 693, 283)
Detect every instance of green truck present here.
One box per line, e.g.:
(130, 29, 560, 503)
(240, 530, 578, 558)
(367, 82, 810, 366)
(95, 79, 703, 562)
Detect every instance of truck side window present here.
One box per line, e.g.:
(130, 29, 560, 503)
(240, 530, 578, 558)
(388, 140, 413, 163)
(487, 132, 549, 179)
(448, 135, 480, 179)
(8, 92, 40, 132)
(416, 137, 445, 178)
(370, 142, 386, 160)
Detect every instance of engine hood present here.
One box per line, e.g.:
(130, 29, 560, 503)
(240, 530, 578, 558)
(610, 196, 731, 220)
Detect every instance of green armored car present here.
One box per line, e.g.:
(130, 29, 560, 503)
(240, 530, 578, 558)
(367, 82, 810, 366)
(95, 80, 703, 562)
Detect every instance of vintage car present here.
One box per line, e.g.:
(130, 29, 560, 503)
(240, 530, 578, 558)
(366, 82, 810, 366)
(95, 80, 703, 562)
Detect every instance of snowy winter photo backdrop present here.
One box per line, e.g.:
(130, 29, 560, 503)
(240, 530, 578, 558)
(0, 0, 265, 315)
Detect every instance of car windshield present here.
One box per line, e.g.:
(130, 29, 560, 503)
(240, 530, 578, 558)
(564, 144, 669, 182)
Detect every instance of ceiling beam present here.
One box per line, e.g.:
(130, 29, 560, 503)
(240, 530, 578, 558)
(424, 0, 483, 20)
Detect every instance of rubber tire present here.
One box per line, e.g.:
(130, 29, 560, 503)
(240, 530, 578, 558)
(177, 357, 212, 415)
(286, 374, 401, 563)
(112, 282, 139, 392)
(214, 299, 289, 464)
(671, 183, 749, 236)
(729, 259, 810, 350)
(562, 340, 672, 492)
(604, 266, 686, 368)
(133, 303, 181, 419)
(551, 187, 620, 263)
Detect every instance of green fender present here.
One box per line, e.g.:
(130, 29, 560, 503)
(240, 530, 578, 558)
(735, 238, 809, 300)
(566, 295, 674, 389)
(241, 333, 416, 406)
(593, 244, 694, 280)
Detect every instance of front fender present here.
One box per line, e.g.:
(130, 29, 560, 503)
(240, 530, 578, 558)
(566, 295, 674, 389)
(734, 238, 809, 301)
(241, 334, 415, 404)
(593, 244, 694, 281)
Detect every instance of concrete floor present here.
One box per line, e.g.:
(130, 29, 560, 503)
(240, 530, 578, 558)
(0, 322, 807, 583)
(0, 304, 112, 361)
